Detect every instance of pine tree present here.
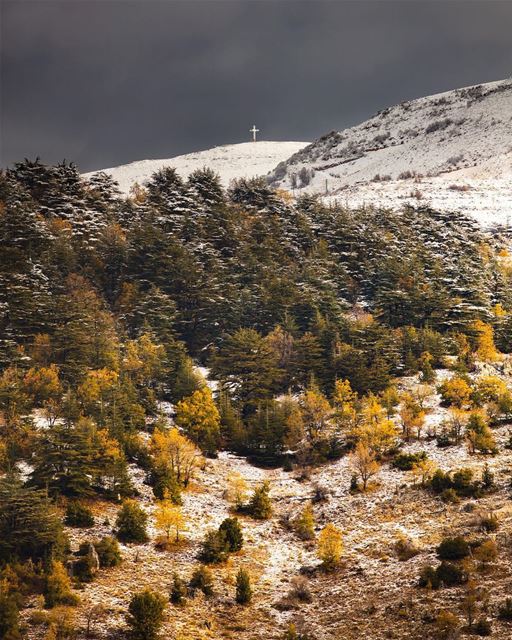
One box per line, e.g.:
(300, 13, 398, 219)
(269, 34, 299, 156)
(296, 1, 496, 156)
(0, 478, 65, 562)
(218, 517, 243, 552)
(235, 568, 252, 604)
(169, 573, 187, 605)
(126, 589, 166, 640)
(115, 500, 149, 543)
(248, 481, 272, 520)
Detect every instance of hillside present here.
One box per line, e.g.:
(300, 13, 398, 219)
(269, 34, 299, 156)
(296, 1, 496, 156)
(4, 160, 512, 640)
(268, 79, 512, 226)
(84, 141, 309, 194)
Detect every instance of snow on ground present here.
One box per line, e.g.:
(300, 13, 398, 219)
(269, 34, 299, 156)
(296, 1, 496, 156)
(269, 78, 512, 227)
(23, 362, 512, 639)
(83, 141, 309, 194)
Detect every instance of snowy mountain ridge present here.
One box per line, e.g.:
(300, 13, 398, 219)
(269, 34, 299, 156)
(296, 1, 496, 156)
(84, 140, 309, 194)
(268, 78, 512, 226)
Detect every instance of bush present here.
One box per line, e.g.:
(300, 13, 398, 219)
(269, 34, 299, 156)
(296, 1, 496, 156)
(431, 470, 453, 494)
(116, 500, 148, 543)
(200, 530, 228, 564)
(44, 561, 79, 608)
(436, 561, 467, 586)
(169, 573, 187, 606)
(437, 537, 470, 560)
(498, 597, 512, 620)
(431, 468, 479, 499)
(452, 468, 478, 497)
(474, 618, 492, 636)
(419, 565, 440, 589)
(480, 513, 499, 533)
(64, 501, 94, 527)
(189, 565, 214, 597)
(235, 568, 252, 604)
(248, 482, 272, 519)
(441, 488, 460, 504)
(218, 518, 243, 552)
(392, 451, 427, 471)
(126, 589, 166, 640)
(94, 536, 122, 567)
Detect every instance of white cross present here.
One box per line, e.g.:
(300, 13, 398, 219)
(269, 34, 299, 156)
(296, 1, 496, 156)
(250, 125, 259, 142)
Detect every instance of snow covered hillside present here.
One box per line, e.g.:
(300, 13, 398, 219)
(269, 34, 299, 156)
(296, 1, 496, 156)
(84, 141, 309, 194)
(268, 79, 512, 226)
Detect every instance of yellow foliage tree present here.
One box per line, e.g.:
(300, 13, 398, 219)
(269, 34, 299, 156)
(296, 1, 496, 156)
(226, 472, 248, 508)
(151, 427, 203, 487)
(175, 387, 220, 453)
(123, 333, 165, 385)
(317, 523, 343, 570)
(350, 441, 380, 491)
(410, 458, 437, 486)
(470, 320, 501, 363)
(155, 501, 187, 542)
(439, 376, 472, 409)
(332, 379, 357, 436)
(300, 388, 331, 441)
(24, 364, 61, 403)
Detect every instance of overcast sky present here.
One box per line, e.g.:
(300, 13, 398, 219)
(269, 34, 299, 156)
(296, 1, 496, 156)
(1, 0, 511, 172)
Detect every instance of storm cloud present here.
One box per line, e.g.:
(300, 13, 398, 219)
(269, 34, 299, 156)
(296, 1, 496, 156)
(1, 0, 511, 171)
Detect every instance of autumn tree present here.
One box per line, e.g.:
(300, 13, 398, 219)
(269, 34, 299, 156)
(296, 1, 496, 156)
(350, 441, 380, 491)
(155, 501, 186, 543)
(317, 523, 343, 571)
(175, 386, 220, 454)
(150, 427, 202, 488)
(45, 561, 79, 608)
(470, 320, 500, 363)
(294, 502, 315, 540)
(226, 472, 248, 509)
(411, 458, 437, 486)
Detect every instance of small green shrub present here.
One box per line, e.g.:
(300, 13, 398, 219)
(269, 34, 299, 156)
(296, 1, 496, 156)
(436, 561, 467, 586)
(189, 565, 214, 597)
(418, 565, 440, 589)
(437, 537, 470, 560)
(235, 568, 252, 604)
(169, 573, 187, 606)
(64, 501, 94, 527)
(474, 618, 492, 636)
(498, 597, 512, 620)
(392, 451, 427, 471)
(94, 536, 122, 568)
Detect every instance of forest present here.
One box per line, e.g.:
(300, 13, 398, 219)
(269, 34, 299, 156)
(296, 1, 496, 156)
(2, 159, 512, 639)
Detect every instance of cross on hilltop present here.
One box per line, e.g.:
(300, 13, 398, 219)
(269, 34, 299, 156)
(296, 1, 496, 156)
(250, 125, 259, 142)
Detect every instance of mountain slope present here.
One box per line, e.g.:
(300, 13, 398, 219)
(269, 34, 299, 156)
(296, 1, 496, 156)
(269, 79, 512, 226)
(84, 140, 308, 194)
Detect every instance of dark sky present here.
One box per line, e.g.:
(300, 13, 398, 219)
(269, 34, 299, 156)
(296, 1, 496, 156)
(1, 0, 511, 172)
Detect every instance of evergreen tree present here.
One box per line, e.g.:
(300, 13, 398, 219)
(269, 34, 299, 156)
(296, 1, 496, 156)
(248, 481, 272, 520)
(116, 500, 149, 543)
(0, 478, 65, 562)
(126, 589, 166, 640)
(235, 568, 252, 604)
